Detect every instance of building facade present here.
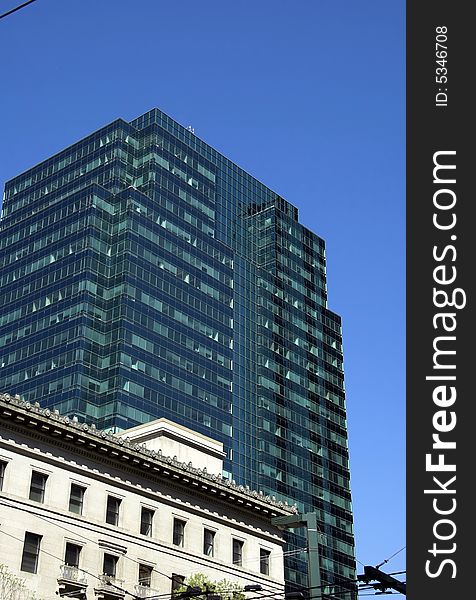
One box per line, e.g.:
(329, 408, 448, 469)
(0, 109, 355, 590)
(0, 392, 289, 599)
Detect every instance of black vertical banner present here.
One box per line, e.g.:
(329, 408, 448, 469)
(407, 3, 473, 600)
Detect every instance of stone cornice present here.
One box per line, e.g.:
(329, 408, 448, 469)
(0, 393, 297, 518)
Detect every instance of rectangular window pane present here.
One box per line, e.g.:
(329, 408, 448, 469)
(29, 471, 48, 503)
(21, 532, 42, 573)
(106, 496, 121, 526)
(203, 529, 215, 557)
(138, 564, 153, 587)
(103, 553, 118, 577)
(171, 574, 185, 595)
(0, 461, 6, 491)
(65, 543, 81, 568)
(140, 508, 154, 536)
(69, 484, 85, 515)
(232, 539, 243, 566)
(173, 519, 185, 547)
(260, 549, 270, 575)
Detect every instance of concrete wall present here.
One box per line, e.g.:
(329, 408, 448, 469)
(0, 424, 285, 600)
(116, 418, 226, 476)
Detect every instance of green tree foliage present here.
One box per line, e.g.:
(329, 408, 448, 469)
(176, 573, 245, 600)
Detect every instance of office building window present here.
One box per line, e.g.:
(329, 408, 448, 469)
(29, 471, 48, 503)
(203, 529, 215, 557)
(138, 564, 153, 587)
(0, 460, 6, 491)
(106, 496, 121, 526)
(171, 574, 185, 595)
(69, 484, 85, 515)
(21, 532, 42, 574)
(173, 519, 185, 547)
(103, 553, 118, 577)
(140, 507, 154, 536)
(232, 539, 243, 566)
(260, 549, 271, 575)
(64, 543, 82, 568)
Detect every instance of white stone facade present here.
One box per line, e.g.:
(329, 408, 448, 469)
(115, 418, 227, 476)
(0, 394, 293, 600)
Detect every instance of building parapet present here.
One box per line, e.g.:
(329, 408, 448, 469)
(0, 392, 297, 517)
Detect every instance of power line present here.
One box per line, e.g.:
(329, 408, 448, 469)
(361, 592, 402, 598)
(0, 0, 38, 21)
(0, 497, 174, 584)
(324, 587, 406, 599)
(158, 582, 289, 600)
(320, 589, 363, 600)
(54, 579, 404, 600)
(242, 581, 362, 600)
(265, 577, 400, 600)
(35, 512, 173, 582)
(375, 547, 406, 570)
(141, 587, 290, 600)
(0, 527, 137, 599)
(239, 547, 307, 566)
(0, 502, 394, 600)
(357, 566, 406, 596)
(0, 498, 285, 600)
(0, 496, 298, 588)
(49, 578, 379, 600)
(281, 580, 360, 593)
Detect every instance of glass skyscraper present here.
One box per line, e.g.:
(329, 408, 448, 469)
(0, 109, 355, 593)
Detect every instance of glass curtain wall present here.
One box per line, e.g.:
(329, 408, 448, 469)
(0, 108, 355, 593)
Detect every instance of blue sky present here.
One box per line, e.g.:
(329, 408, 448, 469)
(0, 0, 405, 580)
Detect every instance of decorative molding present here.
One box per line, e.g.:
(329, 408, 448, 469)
(0, 392, 297, 517)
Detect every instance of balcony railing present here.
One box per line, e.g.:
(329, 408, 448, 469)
(134, 584, 161, 598)
(95, 575, 126, 598)
(58, 564, 88, 586)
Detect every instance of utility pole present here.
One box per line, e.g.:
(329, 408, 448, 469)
(271, 512, 324, 600)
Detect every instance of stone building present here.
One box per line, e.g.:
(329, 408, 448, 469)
(0, 392, 293, 599)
